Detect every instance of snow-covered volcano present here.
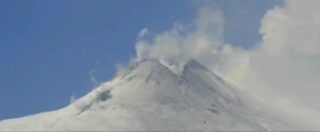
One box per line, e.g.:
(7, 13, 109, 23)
(0, 59, 290, 131)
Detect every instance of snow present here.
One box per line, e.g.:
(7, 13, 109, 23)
(0, 59, 296, 131)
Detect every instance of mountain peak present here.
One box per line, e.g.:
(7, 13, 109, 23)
(128, 59, 210, 77)
(184, 59, 208, 71)
(0, 58, 290, 131)
(121, 59, 176, 82)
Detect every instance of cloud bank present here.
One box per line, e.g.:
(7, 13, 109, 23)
(134, 0, 320, 129)
(244, 0, 320, 107)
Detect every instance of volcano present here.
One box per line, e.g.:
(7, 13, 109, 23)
(0, 59, 290, 131)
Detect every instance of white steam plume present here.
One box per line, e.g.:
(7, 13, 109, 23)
(136, 8, 226, 70)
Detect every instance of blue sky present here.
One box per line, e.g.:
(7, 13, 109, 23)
(0, 0, 280, 120)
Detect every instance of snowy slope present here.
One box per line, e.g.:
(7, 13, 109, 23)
(0, 59, 292, 131)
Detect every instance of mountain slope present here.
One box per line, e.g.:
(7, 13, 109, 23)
(0, 59, 290, 131)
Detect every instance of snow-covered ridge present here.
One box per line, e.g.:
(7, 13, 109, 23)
(0, 59, 292, 131)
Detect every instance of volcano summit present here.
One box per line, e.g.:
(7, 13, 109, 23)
(0, 59, 290, 131)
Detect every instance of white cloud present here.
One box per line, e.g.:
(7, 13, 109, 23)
(259, 0, 320, 56)
(137, 28, 149, 39)
(242, 0, 320, 109)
